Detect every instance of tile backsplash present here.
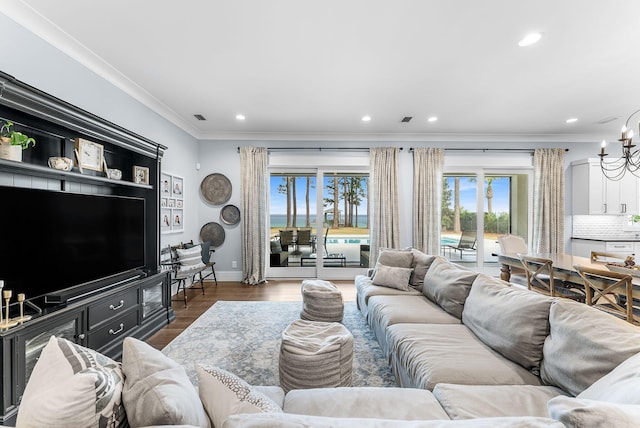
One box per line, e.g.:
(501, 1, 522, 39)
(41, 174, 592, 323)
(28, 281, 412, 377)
(573, 215, 640, 238)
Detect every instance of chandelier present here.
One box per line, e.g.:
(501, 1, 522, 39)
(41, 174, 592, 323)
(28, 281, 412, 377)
(599, 108, 640, 180)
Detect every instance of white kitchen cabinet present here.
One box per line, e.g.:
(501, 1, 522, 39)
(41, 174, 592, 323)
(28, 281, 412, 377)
(571, 239, 604, 258)
(571, 159, 639, 215)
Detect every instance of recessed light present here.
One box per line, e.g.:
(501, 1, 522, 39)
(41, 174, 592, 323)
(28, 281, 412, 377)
(427, 116, 438, 123)
(565, 118, 578, 124)
(236, 114, 246, 121)
(362, 115, 371, 122)
(518, 32, 542, 47)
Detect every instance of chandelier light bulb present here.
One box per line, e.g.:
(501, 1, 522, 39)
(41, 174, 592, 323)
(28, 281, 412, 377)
(629, 129, 634, 139)
(600, 140, 606, 156)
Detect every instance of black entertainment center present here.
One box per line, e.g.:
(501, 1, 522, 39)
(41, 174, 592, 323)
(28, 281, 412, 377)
(0, 71, 175, 425)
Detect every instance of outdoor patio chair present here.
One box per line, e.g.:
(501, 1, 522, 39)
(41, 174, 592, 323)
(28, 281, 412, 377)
(296, 228, 314, 255)
(445, 230, 477, 258)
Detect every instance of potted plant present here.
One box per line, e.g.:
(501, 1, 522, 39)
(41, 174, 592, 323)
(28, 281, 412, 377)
(0, 120, 36, 162)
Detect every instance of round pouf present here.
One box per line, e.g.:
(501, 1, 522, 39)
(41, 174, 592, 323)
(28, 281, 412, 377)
(279, 319, 353, 393)
(300, 279, 344, 322)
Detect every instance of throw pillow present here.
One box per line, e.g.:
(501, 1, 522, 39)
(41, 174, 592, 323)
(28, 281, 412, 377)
(199, 241, 212, 264)
(270, 240, 283, 254)
(409, 250, 437, 288)
(376, 248, 414, 269)
(547, 396, 640, 428)
(577, 350, 640, 404)
(176, 245, 206, 273)
(371, 264, 413, 291)
(15, 336, 127, 428)
(197, 364, 283, 428)
(422, 257, 478, 318)
(121, 337, 210, 428)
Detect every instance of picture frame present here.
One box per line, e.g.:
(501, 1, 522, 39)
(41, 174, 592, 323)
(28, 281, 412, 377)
(74, 138, 104, 172)
(133, 165, 150, 185)
(161, 171, 184, 234)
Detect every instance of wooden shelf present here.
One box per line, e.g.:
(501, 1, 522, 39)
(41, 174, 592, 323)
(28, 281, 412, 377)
(0, 158, 153, 189)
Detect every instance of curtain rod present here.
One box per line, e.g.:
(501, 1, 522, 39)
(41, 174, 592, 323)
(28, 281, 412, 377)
(237, 147, 404, 153)
(409, 148, 569, 152)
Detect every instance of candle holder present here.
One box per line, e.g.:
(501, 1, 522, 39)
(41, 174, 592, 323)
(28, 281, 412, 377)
(14, 293, 31, 324)
(0, 290, 17, 330)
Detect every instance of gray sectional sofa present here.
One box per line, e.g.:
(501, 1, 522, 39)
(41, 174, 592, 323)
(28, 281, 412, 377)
(353, 249, 640, 427)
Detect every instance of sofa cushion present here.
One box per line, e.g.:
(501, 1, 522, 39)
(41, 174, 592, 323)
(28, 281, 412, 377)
(121, 337, 210, 428)
(367, 295, 460, 357)
(197, 365, 282, 428)
(387, 324, 542, 391)
(16, 336, 127, 428)
(422, 257, 478, 318)
(224, 413, 565, 427)
(355, 274, 422, 319)
(577, 350, 640, 404)
(372, 263, 414, 291)
(377, 248, 414, 268)
(433, 384, 566, 420)
(283, 387, 449, 420)
(540, 299, 640, 396)
(547, 396, 640, 428)
(409, 250, 438, 289)
(176, 245, 206, 272)
(462, 274, 554, 375)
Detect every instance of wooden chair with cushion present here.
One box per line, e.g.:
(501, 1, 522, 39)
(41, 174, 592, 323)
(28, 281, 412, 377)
(279, 229, 296, 252)
(520, 255, 585, 302)
(160, 242, 208, 307)
(295, 228, 314, 255)
(574, 264, 640, 325)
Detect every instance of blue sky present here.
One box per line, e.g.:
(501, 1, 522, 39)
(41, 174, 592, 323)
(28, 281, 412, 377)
(446, 176, 510, 213)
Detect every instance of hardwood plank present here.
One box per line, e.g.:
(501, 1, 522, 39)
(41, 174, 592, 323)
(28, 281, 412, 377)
(145, 279, 356, 350)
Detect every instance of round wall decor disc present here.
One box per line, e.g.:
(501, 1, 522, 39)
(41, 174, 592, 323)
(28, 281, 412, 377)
(220, 204, 241, 225)
(200, 222, 225, 247)
(200, 173, 232, 205)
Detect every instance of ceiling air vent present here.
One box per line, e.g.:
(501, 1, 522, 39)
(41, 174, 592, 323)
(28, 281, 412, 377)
(401, 116, 412, 123)
(194, 114, 207, 121)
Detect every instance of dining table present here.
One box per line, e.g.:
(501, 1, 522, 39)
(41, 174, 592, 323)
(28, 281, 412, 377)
(496, 252, 640, 289)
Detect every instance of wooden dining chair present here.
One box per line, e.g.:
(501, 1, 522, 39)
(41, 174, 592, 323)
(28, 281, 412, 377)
(519, 255, 585, 302)
(574, 265, 639, 325)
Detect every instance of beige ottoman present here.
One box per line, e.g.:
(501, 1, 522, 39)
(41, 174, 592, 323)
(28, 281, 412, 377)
(300, 279, 344, 322)
(279, 319, 353, 393)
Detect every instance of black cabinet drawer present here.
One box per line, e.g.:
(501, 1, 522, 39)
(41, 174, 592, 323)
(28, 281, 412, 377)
(87, 309, 139, 349)
(87, 287, 139, 329)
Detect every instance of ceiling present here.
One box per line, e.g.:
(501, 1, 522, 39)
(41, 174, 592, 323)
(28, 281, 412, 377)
(3, 0, 640, 143)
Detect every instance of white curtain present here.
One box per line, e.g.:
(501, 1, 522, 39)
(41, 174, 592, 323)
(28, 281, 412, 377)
(533, 148, 565, 253)
(369, 147, 400, 266)
(240, 147, 267, 285)
(413, 148, 444, 254)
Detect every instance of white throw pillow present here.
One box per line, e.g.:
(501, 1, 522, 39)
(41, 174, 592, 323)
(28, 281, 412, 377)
(121, 337, 210, 427)
(371, 263, 414, 291)
(577, 351, 640, 404)
(547, 396, 640, 428)
(16, 336, 127, 428)
(176, 245, 205, 272)
(197, 364, 282, 428)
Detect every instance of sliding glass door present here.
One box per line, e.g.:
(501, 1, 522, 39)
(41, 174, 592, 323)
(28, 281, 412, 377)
(268, 167, 369, 279)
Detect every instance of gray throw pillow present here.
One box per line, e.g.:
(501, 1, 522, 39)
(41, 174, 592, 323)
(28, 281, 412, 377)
(376, 248, 414, 268)
(462, 274, 554, 374)
(371, 264, 413, 291)
(409, 250, 437, 288)
(422, 257, 478, 318)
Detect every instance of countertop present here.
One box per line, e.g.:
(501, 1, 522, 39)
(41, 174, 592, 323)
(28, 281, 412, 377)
(571, 236, 640, 242)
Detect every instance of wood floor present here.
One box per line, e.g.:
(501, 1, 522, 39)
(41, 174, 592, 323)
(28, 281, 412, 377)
(145, 279, 357, 350)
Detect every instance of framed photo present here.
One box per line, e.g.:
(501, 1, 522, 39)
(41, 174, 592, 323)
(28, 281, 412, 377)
(133, 165, 150, 185)
(161, 171, 184, 234)
(171, 176, 183, 196)
(160, 173, 171, 194)
(74, 138, 104, 172)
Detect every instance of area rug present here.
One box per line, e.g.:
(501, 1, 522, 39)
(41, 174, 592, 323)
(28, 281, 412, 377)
(162, 300, 396, 387)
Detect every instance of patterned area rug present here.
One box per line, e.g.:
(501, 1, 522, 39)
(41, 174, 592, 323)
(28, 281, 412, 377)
(162, 300, 396, 387)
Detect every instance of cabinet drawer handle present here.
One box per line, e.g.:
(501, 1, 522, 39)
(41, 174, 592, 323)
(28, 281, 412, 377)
(109, 300, 125, 310)
(109, 323, 125, 335)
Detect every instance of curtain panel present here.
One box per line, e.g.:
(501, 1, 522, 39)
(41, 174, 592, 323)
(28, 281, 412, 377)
(369, 147, 401, 266)
(413, 148, 444, 254)
(240, 147, 267, 285)
(532, 148, 565, 253)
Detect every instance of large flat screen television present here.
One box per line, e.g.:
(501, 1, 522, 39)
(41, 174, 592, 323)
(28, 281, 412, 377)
(0, 186, 146, 304)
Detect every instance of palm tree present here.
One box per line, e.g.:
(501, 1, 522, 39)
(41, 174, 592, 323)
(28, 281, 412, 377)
(453, 177, 461, 233)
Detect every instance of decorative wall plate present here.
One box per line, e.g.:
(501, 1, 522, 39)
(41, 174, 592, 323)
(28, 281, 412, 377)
(220, 204, 241, 225)
(200, 222, 226, 247)
(200, 173, 232, 205)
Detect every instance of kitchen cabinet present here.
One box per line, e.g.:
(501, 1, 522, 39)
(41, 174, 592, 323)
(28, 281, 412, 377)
(571, 159, 639, 215)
